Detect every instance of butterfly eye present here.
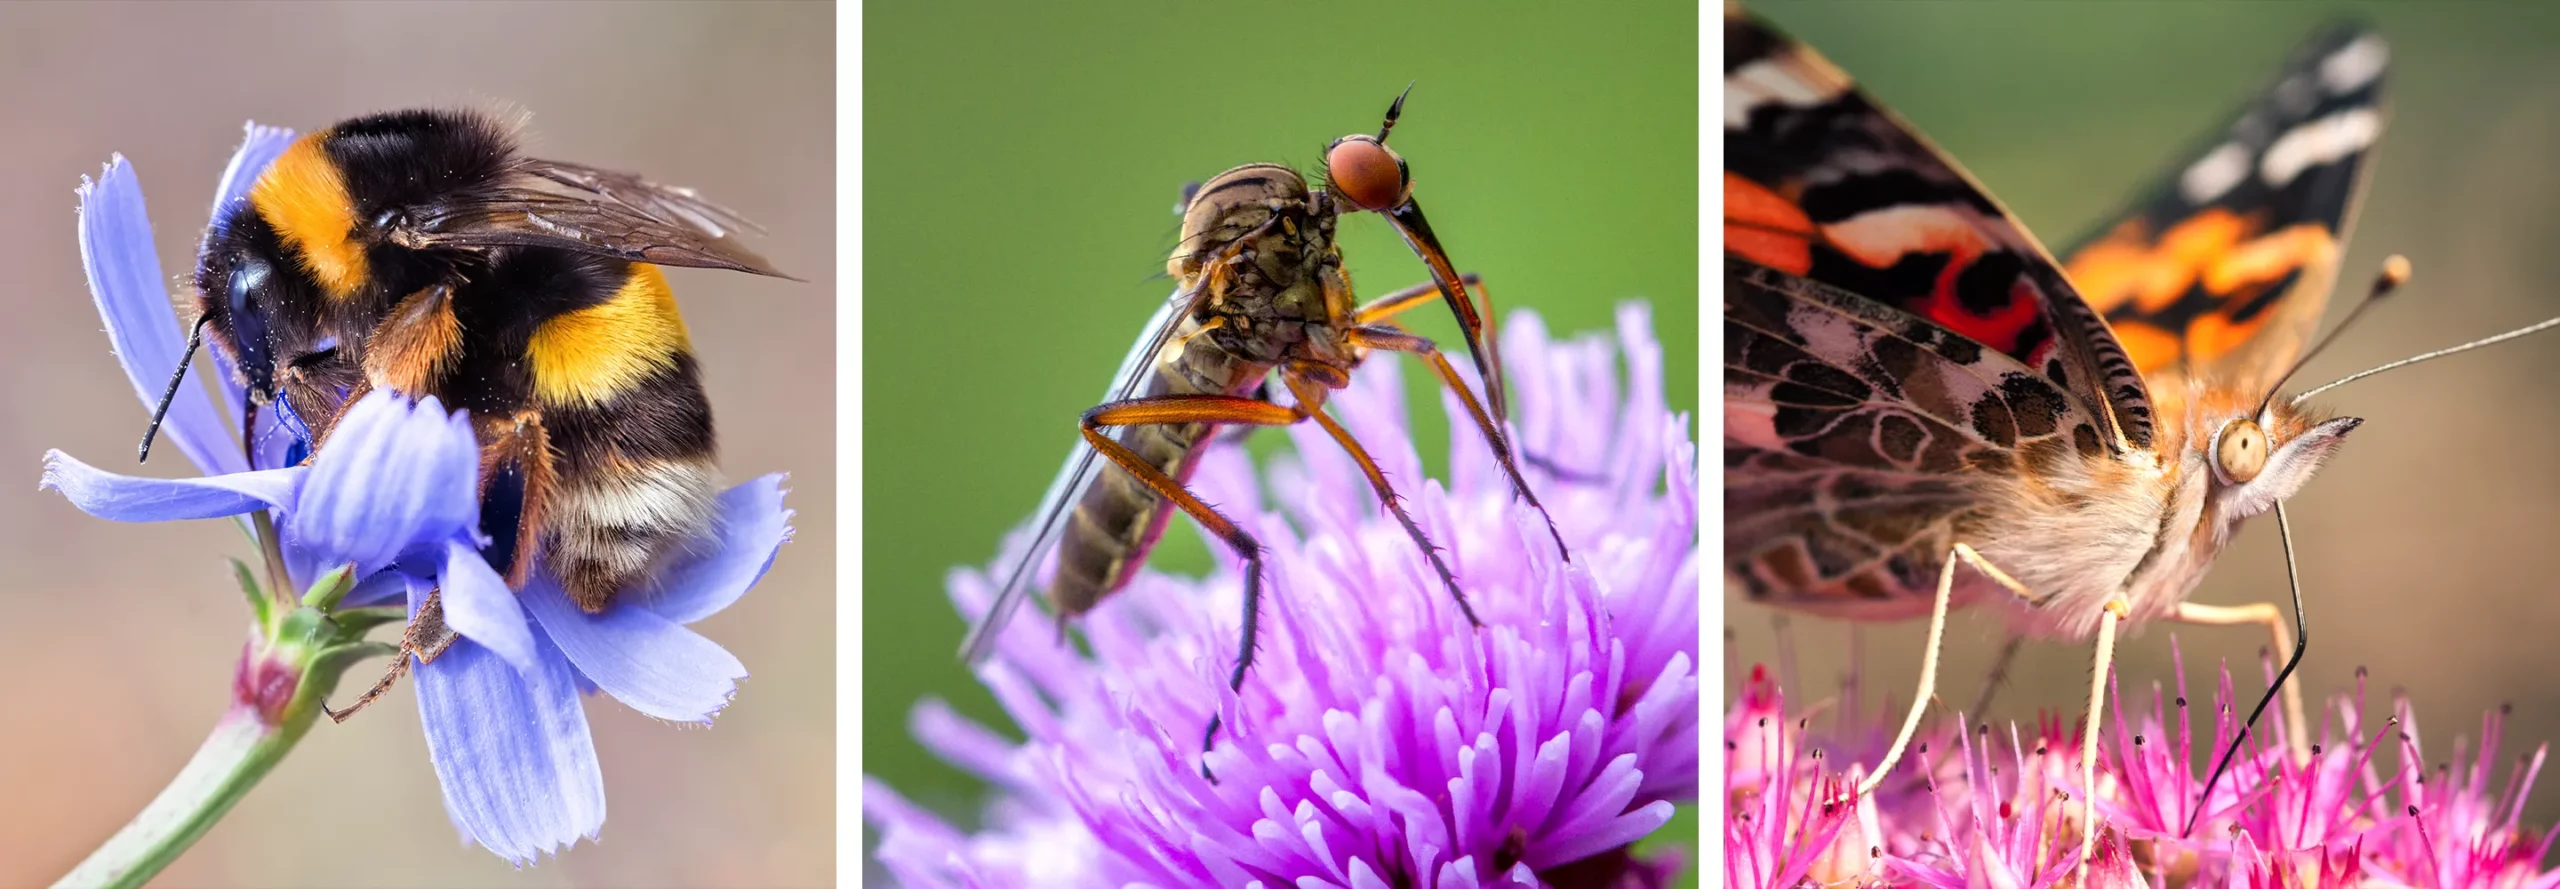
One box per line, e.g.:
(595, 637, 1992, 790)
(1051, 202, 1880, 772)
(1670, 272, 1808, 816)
(2215, 418, 2270, 484)
(1324, 135, 1407, 211)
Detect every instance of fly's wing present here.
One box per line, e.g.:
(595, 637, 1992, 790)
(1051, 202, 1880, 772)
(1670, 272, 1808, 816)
(2059, 23, 2387, 398)
(1726, 7, 2156, 455)
(1726, 256, 2097, 613)
(958, 285, 1202, 663)
(395, 157, 794, 279)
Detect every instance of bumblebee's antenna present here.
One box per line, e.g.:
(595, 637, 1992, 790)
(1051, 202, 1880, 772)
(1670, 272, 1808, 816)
(138, 315, 210, 463)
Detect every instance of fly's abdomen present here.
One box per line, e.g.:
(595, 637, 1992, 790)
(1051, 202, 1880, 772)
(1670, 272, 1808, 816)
(1049, 344, 1251, 616)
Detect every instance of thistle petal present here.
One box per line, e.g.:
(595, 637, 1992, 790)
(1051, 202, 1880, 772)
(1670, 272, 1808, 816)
(637, 474, 793, 625)
(40, 449, 299, 521)
(522, 574, 748, 723)
(414, 622, 606, 867)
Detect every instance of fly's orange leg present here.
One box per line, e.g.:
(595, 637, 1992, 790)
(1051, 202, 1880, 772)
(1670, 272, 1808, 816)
(1357, 277, 1606, 486)
(1281, 369, 1484, 628)
(1346, 325, 1571, 562)
(1353, 274, 1479, 326)
(1078, 394, 1299, 779)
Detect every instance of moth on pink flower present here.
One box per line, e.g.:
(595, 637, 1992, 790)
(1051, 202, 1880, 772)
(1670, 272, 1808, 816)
(870, 306, 1699, 888)
(1724, 3, 2560, 868)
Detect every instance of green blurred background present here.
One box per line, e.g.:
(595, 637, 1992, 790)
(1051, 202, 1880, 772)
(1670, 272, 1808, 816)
(1729, 0, 2560, 829)
(0, 2, 832, 886)
(862, 0, 1698, 881)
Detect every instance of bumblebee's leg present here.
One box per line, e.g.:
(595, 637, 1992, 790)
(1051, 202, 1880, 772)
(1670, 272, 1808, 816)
(477, 411, 558, 594)
(1281, 367, 1479, 627)
(1346, 325, 1569, 562)
(2170, 601, 2310, 763)
(361, 283, 462, 396)
(1079, 394, 1300, 779)
(324, 588, 459, 723)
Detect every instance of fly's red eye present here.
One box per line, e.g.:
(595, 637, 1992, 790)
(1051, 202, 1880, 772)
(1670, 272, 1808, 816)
(1326, 137, 1405, 211)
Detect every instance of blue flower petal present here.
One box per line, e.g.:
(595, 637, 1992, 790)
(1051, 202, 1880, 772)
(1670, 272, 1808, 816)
(79, 158, 242, 478)
(440, 539, 538, 674)
(41, 449, 299, 521)
(415, 611, 606, 866)
(639, 474, 793, 625)
(284, 391, 479, 578)
(522, 574, 747, 723)
(341, 569, 409, 609)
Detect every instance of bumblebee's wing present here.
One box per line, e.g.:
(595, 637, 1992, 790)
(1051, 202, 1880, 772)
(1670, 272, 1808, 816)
(958, 284, 1203, 663)
(2058, 23, 2387, 395)
(398, 159, 793, 279)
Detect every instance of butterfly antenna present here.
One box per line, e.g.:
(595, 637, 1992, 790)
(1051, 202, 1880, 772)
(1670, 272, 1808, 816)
(138, 315, 211, 463)
(2184, 500, 2311, 838)
(2255, 256, 2410, 417)
(2293, 257, 2560, 405)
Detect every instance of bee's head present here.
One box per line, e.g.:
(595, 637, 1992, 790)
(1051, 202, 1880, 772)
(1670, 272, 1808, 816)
(191, 206, 294, 403)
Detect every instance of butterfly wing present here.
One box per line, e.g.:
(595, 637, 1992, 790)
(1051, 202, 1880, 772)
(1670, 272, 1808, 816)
(1727, 256, 2104, 612)
(2059, 24, 2388, 394)
(1725, 7, 2157, 455)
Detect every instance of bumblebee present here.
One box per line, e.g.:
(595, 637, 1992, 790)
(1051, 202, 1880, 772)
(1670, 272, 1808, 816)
(146, 108, 789, 619)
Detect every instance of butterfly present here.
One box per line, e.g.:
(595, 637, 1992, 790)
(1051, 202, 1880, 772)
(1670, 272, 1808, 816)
(1716, 4, 2487, 865)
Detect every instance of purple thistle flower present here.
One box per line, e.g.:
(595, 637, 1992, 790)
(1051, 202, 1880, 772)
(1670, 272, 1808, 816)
(41, 125, 793, 865)
(866, 305, 1699, 888)
(1726, 637, 2560, 886)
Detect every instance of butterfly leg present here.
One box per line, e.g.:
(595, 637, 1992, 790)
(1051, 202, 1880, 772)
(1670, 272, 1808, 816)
(1964, 633, 2026, 725)
(1079, 394, 1300, 779)
(1346, 325, 1570, 562)
(2171, 601, 2311, 762)
(2077, 597, 2131, 870)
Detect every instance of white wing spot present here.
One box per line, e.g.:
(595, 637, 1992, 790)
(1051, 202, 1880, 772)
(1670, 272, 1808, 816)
(2180, 142, 2253, 204)
(2320, 35, 2389, 94)
(2260, 108, 2382, 188)
(1726, 57, 1849, 130)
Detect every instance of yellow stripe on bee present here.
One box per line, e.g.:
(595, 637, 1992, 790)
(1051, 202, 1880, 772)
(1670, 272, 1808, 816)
(249, 134, 367, 299)
(527, 264, 693, 407)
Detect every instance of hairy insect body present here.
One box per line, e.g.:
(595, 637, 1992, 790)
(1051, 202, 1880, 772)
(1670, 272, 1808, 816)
(1049, 166, 1351, 616)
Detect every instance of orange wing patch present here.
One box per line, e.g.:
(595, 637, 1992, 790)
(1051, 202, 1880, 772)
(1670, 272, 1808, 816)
(2066, 209, 2340, 375)
(1725, 171, 1814, 275)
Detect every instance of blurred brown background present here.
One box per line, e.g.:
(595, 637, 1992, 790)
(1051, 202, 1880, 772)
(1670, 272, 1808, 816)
(1726, 1, 2560, 828)
(0, 2, 832, 887)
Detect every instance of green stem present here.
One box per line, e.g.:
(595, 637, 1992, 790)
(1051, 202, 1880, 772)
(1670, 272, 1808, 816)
(51, 706, 309, 889)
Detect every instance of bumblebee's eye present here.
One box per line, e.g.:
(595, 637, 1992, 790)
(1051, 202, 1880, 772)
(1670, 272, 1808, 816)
(2215, 418, 2269, 484)
(1325, 135, 1405, 211)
